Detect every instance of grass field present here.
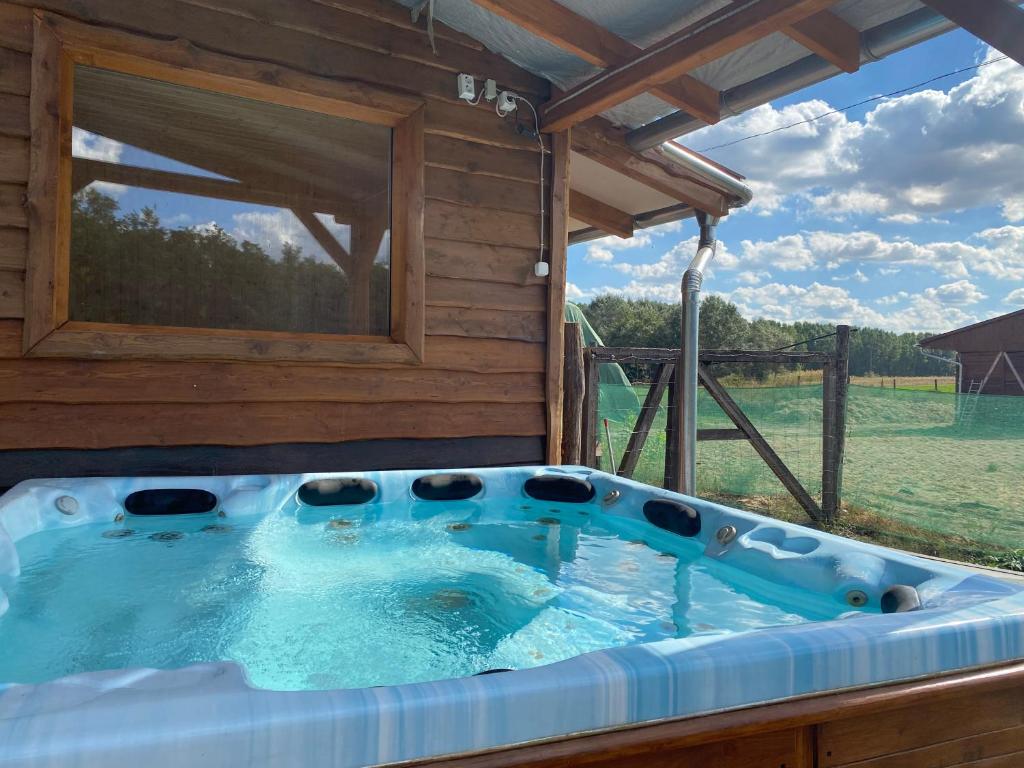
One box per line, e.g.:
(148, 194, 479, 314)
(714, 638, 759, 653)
(719, 370, 957, 393)
(598, 379, 1024, 564)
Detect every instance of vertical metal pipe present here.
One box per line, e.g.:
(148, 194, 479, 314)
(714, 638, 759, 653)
(677, 212, 719, 496)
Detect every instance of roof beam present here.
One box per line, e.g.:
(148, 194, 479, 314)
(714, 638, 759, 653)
(569, 191, 634, 239)
(572, 119, 729, 216)
(541, 0, 838, 132)
(783, 11, 860, 73)
(918, 0, 1024, 66)
(468, 0, 720, 124)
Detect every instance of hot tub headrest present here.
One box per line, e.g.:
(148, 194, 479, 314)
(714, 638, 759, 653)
(412, 473, 483, 501)
(298, 478, 378, 506)
(523, 475, 595, 503)
(643, 499, 701, 537)
(124, 489, 218, 516)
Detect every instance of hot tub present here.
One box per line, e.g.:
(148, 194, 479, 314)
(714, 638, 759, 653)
(0, 466, 1022, 767)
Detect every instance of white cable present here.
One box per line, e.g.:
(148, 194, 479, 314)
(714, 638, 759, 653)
(511, 95, 546, 268)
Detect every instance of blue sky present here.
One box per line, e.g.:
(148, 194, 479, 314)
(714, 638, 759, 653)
(567, 30, 1024, 334)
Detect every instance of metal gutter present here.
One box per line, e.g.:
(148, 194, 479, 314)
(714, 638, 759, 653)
(626, 8, 959, 151)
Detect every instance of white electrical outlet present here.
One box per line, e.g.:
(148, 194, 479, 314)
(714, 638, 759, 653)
(484, 79, 497, 101)
(534, 261, 549, 278)
(457, 73, 475, 102)
(496, 90, 517, 116)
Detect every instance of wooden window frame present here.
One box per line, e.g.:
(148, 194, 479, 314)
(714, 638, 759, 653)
(24, 13, 425, 364)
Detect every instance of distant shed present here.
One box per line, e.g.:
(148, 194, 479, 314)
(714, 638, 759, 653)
(919, 309, 1024, 395)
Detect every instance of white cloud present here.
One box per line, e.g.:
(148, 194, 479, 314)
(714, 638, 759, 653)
(231, 210, 354, 264)
(876, 291, 909, 306)
(584, 245, 614, 263)
(565, 282, 586, 301)
(725, 281, 977, 333)
(690, 50, 1024, 223)
(1005, 288, 1024, 305)
(922, 279, 987, 305)
(73, 128, 128, 196)
(735, 269, 771, 285)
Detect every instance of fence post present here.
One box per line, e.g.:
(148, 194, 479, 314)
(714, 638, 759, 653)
(561, 323, 584, 465)
(663, 368, 680, 491)
(581, 349, 600, 468)
(822, 325, 851, 525)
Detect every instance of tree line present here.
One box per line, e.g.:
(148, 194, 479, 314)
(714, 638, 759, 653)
(577, 295, 955, 378)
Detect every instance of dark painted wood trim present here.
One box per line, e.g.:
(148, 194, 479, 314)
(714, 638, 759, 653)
(0, 436, 544, 488)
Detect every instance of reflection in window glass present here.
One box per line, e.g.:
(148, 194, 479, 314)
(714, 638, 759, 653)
(69, 65, 391, 336)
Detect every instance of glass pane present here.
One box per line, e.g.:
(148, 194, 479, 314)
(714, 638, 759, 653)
(69, 65, 391, 336)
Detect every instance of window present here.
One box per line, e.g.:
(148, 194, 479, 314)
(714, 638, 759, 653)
(26, 16, 424, 363)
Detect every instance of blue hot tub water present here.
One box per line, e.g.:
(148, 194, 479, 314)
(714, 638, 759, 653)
(0, 467, 1021, 768)
(0, 497, 842, 690)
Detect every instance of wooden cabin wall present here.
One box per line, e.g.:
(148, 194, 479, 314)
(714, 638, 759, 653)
(0, 0, 558, 482)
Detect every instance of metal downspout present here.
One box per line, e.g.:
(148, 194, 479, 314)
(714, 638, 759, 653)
(678, 211, 719, 495)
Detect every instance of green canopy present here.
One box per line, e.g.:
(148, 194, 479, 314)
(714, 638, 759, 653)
(565, 302, 640, 417)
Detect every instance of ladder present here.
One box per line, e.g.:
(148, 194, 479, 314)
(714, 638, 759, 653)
(959, 379, 983, 423)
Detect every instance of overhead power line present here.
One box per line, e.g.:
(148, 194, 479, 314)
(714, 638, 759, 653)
(697, 55, 1010, 154)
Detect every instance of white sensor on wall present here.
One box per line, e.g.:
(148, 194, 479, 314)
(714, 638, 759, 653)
(457, 74, 475, 102)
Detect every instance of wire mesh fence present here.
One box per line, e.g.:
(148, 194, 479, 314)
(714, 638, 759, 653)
(595, 363, 1024, 560)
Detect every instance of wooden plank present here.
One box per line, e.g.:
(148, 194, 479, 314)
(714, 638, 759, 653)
(425, 239, 543, 285)
(23, 15, 67, 351)
(467, 0, 720, 124)
(0, 318, 19, 355)
(8, 0, 504, 112)
(426, 135, 544, 184)
(589, 346, 829, 365)
(561, 321, 584, 465)
(919, 0, 1024, 66)
(426, 306, 545, 343)
(426, 166, 542, 216)
(0, 183, 26, 228)
(572, 120, 728, 216)
(663, 367, 678, 490)
(618, 362, 672, 478)
(43, 13, 426, 127)
(784, 11, 860, 73)
(0, 268, 23, 317)
(391, 103, 425, 361)
(541, 0, 837, 132)
(581, 348, 600, 467)
(0, 4, 32, 53)
(697, 428, 746, 441)
(819, 684, 1024, 766)
(0, 359, 544, 404)
(0, 225, 26, 269)
(0, 400, 548, 449)
(178, 0, 546, 94)
(836, 725, 1024, 768)
(427, 276, 546, 312)
(0, 92, 28, 137)
(0, 136, 28, 183)
(545, 130, 570, 464)
(313, 0, 488, 51)
(0, 46, 31, 96)
(425, 98, 550, 152)
(425, 199, 541, 248)
(569, 190, 633, 239)
(0, 436, 547, 487)
(699, 362, 823, 522)
(405, 664, 1024, 768)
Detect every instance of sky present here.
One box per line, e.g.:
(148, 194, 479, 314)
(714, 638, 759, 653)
(566, 30, 1024, 334)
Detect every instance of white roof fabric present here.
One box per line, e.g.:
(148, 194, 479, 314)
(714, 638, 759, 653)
(397, 0, 924, 128)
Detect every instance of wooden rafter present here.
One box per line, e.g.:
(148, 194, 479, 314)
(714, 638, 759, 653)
(541, 0, 838, 132)
(71, 159, 358, 220)
(784, 10, 860, 73)
(569, 190, 634, 239)
(919, 0, 1024, 66)
(467, 0, 720, 124)
(291, 209, 355, 274)
(572, 119, 729, 215)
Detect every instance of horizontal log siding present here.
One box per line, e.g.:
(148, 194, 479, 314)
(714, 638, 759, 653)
(0, 0, 552, 454)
